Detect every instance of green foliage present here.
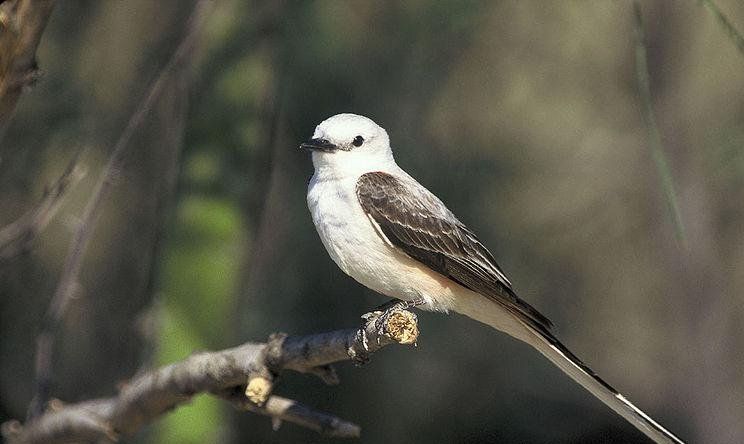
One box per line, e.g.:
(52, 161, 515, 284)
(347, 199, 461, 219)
(151, 308, 222, 444)
(153, 195, 245, 442)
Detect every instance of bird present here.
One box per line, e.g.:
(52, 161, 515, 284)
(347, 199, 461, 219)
(301, 113, 683, 444)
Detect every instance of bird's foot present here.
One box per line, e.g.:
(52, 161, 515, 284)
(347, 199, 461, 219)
(374, 297, 426, 312)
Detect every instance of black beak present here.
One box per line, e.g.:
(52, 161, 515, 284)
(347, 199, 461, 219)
(300, 138, 337, 152)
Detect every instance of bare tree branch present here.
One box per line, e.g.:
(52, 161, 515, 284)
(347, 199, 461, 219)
(0, 0, 56, 140)
(2, 308, 420, 443)
(0, 151, 84, 260)
(26, 0, 211, 420)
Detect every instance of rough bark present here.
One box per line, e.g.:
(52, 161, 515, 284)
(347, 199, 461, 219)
(2, 308, 419, 443)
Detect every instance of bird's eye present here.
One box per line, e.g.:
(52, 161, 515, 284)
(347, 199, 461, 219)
(352, 135, 364, 147)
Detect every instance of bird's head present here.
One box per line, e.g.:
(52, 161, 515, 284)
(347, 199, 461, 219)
(301, 113, 394, 177)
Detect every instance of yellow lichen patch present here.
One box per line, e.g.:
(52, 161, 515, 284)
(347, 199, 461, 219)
(245, 376, 272, 406)
(384, 311, 419, 345)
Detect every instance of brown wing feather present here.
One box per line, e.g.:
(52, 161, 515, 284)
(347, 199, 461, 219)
(356, 171, 553, 334)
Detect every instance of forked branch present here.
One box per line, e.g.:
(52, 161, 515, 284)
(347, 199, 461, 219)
(2, 308, 420, 443)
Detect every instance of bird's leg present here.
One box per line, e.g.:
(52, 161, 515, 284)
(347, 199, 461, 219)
(374, 297, 426, 312)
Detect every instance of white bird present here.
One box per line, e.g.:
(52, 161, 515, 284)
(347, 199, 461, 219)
(302, 113, 683, 444)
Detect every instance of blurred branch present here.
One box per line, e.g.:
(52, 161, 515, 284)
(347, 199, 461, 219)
(26, 0, 211, 420)
(3, 308, 420, 443)
(698, 0, 744, 58)
(0, 0, 56, 141)
(0, 151, 83, 260)
(632, 1, 687, 247)
(137, 5, 195, 369)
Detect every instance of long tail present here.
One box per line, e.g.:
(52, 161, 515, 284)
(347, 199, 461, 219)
(527, 326, 684, 444)
(455, 296, 685, 444)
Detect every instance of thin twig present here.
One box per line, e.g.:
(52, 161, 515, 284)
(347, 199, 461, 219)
(3, 308, 420, 443)
(698, 0, 744, 58)
(26, 0, 211, 420)
(632, 1, 687, 247)
(231, 394, 361, 438)
(136, 8, 195, 371)
(0, 150, 84, 260)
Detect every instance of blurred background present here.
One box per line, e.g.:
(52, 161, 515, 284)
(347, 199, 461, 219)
(1, 1, 743, 443)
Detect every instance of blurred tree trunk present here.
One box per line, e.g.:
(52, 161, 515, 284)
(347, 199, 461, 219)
(0, 0, 196, 423)
(227, 4, 292, 442)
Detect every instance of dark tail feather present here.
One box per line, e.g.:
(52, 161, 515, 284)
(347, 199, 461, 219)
(526, 326, 685, 444)
(457, 296, 684, 444)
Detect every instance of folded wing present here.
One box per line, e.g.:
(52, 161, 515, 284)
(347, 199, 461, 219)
(356, 171, 552, 335)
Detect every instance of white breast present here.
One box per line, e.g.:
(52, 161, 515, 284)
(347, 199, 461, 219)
(306, 173, 460, 312)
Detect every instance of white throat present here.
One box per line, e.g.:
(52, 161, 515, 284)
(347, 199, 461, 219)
(311, 149, 398, 182)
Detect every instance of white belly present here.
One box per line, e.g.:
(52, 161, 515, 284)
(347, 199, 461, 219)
(307, 175, 459, 312)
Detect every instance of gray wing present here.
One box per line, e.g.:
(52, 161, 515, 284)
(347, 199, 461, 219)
(356, 171, 552, 334)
